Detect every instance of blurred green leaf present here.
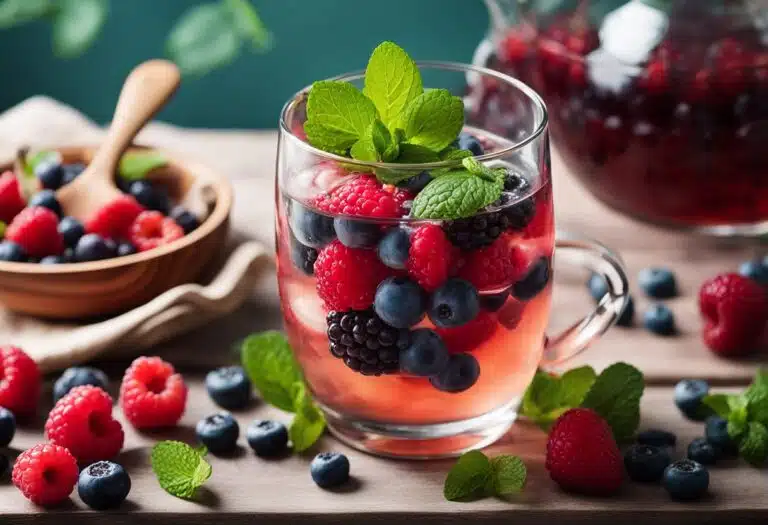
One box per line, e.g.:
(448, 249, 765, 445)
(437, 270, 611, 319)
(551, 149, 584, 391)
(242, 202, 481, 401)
(223, 0, 272, 51)
(52, 0, 108, 58)
(0, 0, 52, 29)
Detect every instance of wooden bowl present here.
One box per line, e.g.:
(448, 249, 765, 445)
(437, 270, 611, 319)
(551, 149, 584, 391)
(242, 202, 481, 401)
(0, 145, 232, 319)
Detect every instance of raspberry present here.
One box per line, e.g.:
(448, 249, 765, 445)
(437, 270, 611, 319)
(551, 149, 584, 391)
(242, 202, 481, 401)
(86, 195, 145, 240)
(129, 210, 184, 252)
(699, 273, 768, 357)
(0, 171, 26, 223)
(5, 207, 63, 258)
(406, 224, 455, 292)
(12, 443, 79, 506)
(0, 345, 41, 416)
(315, 240, 390, 310)
(435, 311, 497, 353)
(458, 234, 527, 291)
(312, 174, 410, 218)
(120, 356, 188, 429)
(546, 408, 623, 496)
(326, 309, 407, 375)
(44, 386, 124, 463)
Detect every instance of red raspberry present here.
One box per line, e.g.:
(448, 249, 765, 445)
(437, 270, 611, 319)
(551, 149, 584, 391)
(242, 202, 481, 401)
(120, 356, 188, 429)
(546, 408, 623, 496)
(459, 234, 526, 291)
(0, 171, 26, 223)
(129, 210, 184, 252)
(0, 345, 41, 416)
(436, 311, 497, 353)
(639, 59, 669, 94)
(499, 32, 529, 65)
(699, 273, 768, 357)
(44, 385, 124, 463)
(4, 207, 63, 258)
(315, 239, 390, 310)
(87, 195, 145, 240)
(12, 443, 79, 506)
(406, 224, 455, 292)
(312, 174, 410, 218)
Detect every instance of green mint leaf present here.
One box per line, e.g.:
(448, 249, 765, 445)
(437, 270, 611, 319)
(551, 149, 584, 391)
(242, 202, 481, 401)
(23, 150, 59, 176)
(288, 382, 326, 453)
(461, 156, 507, 184)
(487, 455, 526, 496)
(727, 398, 749, 441)
(560, 366, 599, 407)
(738, 422, 768, 466)
(305, 80, 378, 155)
(396, 143, 440, 163)
(443, 450, 492, 502)
(430, 148, 473, 177)
(241, 331, 303, 412)
(363, 41, 423, 129)
(702, 394, 735, 419)
(119, 151, 168, 181)
(521, 367, 596, 431)
(412, 169, 503, 220)
(350, 136, 379, 163)
(581, 362, 644, 441)
(399, 89, 464, 152)
(52, 0, 108, 58)
(0, 0, 52, 30)
(223, 0, 272, 51)
(745, 369, 768, 426)
(522, 370, 561, 418)
(351, 120, 396, 163)
(151, 441, 212, 499)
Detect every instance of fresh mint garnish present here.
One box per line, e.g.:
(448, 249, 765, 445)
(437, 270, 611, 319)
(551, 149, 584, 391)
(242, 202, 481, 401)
(739, 422, 768, 466)
(22, 149, 59, 176)
(150, 441, 212, 499)
(119, 151, 168, 181)
(288, 382, 326, 453)
(522, 366, 597, 431)
(363, 41, 423, 129)
(397, 88, 464, 152)
(350, 119, 397, 163)
(486, 455, 527, 496)
(444, 450, 526, 501)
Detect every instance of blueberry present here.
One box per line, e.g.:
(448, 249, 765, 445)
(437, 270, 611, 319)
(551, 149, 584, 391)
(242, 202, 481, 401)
(643, 304, 676, 335)
(663, 460, 709, 501)
(170, 206, 200, 234)
(638, 267, 678, 298)
(53, 366, 109, 403)
(196, 412, 240, 454)
(34, 160, 64, 190)
(289, 201, 335, 248)
(617, 295, 635, 327)
(334, 217, 381, 248)
(397, 171, 432, 193)
(687, 437, 718, 465)
(705, 416, 736, 454)
(58, 216, 85, 248)
(512, 257, 551, 301)
(0, 242, 27, 262)
(75, 233, 115, 262)
(61, 163, 85, 185)
(428, 278, 480, 328)
(290, 235, 318, 275)
(480, 290, 509, 312)
(39, 255, 66, 264)
(399, 328, 450, 377)
(246, 419, 289, 457)
(374, 276, 426, 328)
(624, 444, 671, 482)
(0, 407, 16, 447)
(738, 260, 768, 286)
(377, 228, 410, 270)
(77, 461, 131, 510)
(456, 132, 485, 156)
(0, 454, 8, 477)
(117, 242, 137, 257)
(430, 353, 480, 393)
(310, 452, 350, 488)
(129, 180, 170, 215)
(205, 366, 251, 410)
(28, 189, 62, 217)
(674, 379, 710, 421)
(637, 429, 677, 448)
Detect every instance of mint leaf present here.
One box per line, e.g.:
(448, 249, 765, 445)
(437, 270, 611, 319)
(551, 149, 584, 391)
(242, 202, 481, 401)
(702, 393, 735, 419)
(350, 119, 395, 163)
(443, 450, 492, 501)
(560, 366, 598, 407)
(223, 0, 272, 51)
(119, 151, 168, 181)
(521, 367, 596, 431)
(581, 362, 644, 441)
(241, 331, 303, 412)
(289, 382, 326, 453)
(167, 2, 240, 76)
(399, 89, 464, 152)
(0, 0, 52, 29)
(151, 441, 212, 499)
(461, 156, 507, 183)
(745, 370, 768, 426)
(397, 143, 440, 163)
(738, 422, 768, 466)
(350, 136, 379, 162)
(431, 148, 473, 176)
(24, 150, 60, 176)
(363, 41, 423, 129)
(412, 168, 503, 219)
(52, 0, 107, 58)
(487, 455, 526, 496)
(728, 398, 749, 441)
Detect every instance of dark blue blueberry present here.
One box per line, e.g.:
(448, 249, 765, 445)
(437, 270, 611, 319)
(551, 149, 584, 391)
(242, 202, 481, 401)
(205, 366, 251, 410)
(0, 453, 8, 477)
(116, 242, 137, 257)
(0, 407, 16, 447)
(61, 163, 85, 185)
(334, 218, 381, 248)
(34, 160, 63, 190)
(663, 460, 709, 501)
(456, 132, 485, 156)
(637, 429, 677, 448)
(39, 255, 66, 265)
(512, 257, 551, 301)
(290, 235, 318, 275)
(246, 419, 289, 457)
(430, 353, 480, 393)
(0, 242, 27, 262)
(74, 234, 115, 262)
(480, 290, 509, 312)
(643, 304, 676, 335)
(77, 461, 131, 510)
(289, 201, 335, 248)
(638, 267, 678, 298)
(53, 367, 109, 403)
(57, 216, 85, 248)
(687, 438, 718, 465)
(377, 228, 410, 270)
(196, 412, 240, 454)
(674, 379, 710, 421)
(399, 328, 450, 377)
(170, 206, 199, 234)
(28, 189, 62, 217)
(617, 295, 635, 327)
(705, 416, 736, 454)
(129, 180, 170, 215)
(428, 278, 480, 328)
(310, 452, 350, 488)
(738, 260, 768, 286)
(397, 171, 432, 193)
(587, 273, 609, 301)
(624, 444, 671, 482)
(374, 276, 426, 328)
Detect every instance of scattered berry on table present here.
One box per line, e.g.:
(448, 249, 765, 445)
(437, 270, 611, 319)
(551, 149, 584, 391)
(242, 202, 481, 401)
(333, 217, 382, 248)
(643, 304, 676, 335)
(34, 160, 64, 190)
(407, 224, 455, 292)
(663, 459, 709, 501)
(374, 276, 426, 329)
(196, 412, 240, 454)
(0, 241, 27, 262)
(326, 309, 407, 376)
(638, 267, 678, 298)
(61, 163, 85, 185)
(480, 289, 509, 312)
(169, 206, 200, 234)
(312, 174, 410, 218)
(246, 419, 289, 457)
(430, 353, 481, 393)
(86, 195, 145, 240)
(290, 234, 318, 275)
(129, 180, 170, 215)
(687, 437, 718, 465)
(12, 443, 79, 507)
(512, 256, 552, 301)
(624, 444, 671, 483)
(705, 416, 736, 454)
(289, 201, 336, 249)
(456, 132, 485, 156)
(459, 233, 526, 291)
(57, 216, 85, 248)
(699, 273, 768, 357)
(77, 461, 131, 510)
(0, 171, 26, 223)
(636, 429, 677, 448)
(315, 240, 390, 311)
(587, 272, 609, 301)
(0, 345, 40, 416)
(120, 356, 188, 429)
(130, 210, 184, 252)
(674, 379, 711, 421)
(116, 241, 137, 257)
(74, 233, 116, 262)
(28, 190, 62, 217)
(0, 406, 16, 447)
(205, 366, 251, 410)
(617, 295, 635, 327)
(377, 227, 410, 270)
(399, 328, 450, 377)
(428, 278, 480, 328)
(545, 408, 623, 496)
(310, 452, 350, 489)
(738, 260, 768, 286)
(444, 211, 512, 251)
(5, 207, 64, 258)
(436, 310, 497, 352)
(397, 171, 432, 194)
(45, 385, 124, 463)
(53, 366, 109, 403)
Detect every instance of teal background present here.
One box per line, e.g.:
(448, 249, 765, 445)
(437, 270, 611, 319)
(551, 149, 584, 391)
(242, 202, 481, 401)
(0, 0, 489, 128)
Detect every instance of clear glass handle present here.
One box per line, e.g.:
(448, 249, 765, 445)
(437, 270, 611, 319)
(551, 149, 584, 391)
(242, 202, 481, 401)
(541, 230, 630, 367)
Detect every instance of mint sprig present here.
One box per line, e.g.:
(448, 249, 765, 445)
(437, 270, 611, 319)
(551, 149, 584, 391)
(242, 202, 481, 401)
(151, 441, 212, 500)
(444, 450, 526, 501)
(119, 151, 168, 181)
(363, 41, 423, 129)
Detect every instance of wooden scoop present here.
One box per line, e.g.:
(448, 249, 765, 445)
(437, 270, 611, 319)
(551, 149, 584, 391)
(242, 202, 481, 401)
(56, 59, 181, 221)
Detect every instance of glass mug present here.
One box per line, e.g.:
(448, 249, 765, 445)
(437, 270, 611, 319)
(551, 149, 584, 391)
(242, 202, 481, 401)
(275, 63, 629, 458)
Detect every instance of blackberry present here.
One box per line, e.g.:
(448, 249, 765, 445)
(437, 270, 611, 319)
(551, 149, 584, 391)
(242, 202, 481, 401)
(326, 309, 409, 376)
(444, 211, 511, 251)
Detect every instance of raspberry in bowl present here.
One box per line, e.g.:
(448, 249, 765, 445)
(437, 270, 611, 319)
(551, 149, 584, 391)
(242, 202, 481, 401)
(275, 42, 630, 458)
